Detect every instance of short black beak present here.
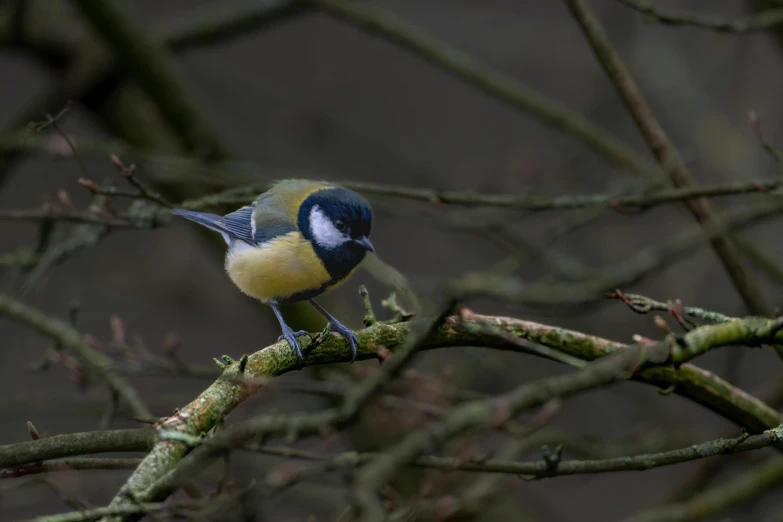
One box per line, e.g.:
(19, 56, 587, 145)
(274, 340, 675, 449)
(356, 236, 375, 252)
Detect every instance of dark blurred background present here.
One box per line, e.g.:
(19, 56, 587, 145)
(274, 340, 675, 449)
(2, 1, 783, 520)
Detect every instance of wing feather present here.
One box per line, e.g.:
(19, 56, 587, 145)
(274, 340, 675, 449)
(173, 179, 331, 245)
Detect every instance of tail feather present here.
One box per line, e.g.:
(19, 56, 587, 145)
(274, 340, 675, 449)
(171, 209, 230, 244)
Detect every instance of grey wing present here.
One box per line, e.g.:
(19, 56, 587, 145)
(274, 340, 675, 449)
(221, 194, 296, 245)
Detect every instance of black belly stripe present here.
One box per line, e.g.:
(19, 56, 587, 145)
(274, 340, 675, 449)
(281, 276, 345, 303)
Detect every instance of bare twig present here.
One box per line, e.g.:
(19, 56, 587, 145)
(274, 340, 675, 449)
(12, 494, 244, 522)
(350, 318, 783, 520)
(607, 291, 733, 324)
(0, 293, 154, 420)
(306, 0, 663, 183)
(565, 0, 772, 321)
(0, 207, 138, 227)
(1, 457, 143, 479)
(616, 0, 783, 33)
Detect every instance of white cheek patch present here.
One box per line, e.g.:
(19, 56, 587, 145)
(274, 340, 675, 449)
(309, 205, 349, 250)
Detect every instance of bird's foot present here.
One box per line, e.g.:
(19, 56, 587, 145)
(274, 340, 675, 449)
(325, 320, 360, 363)
(278, 329, 311, 364)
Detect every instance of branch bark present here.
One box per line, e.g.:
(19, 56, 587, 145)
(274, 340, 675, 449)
(564, 0, 772, 320)
(1, 457, 143, 479)
(0, 428, 154, 468)
(89, 308, 783, 519)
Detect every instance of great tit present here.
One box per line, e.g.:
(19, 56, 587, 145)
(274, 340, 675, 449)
(172, 179, 375, 363)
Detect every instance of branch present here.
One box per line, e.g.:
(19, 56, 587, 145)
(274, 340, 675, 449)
(179, 421, 783, 481)
(456, 198, 783, 308)
(319, 177, 783, 212)
(68, 0, 229, 160)
(207, 425, 783, 479)
(96, 306, 783, 519)
(350, 319, 783, 519)
(164, 0, 303, 52)
(624, 456, 783, 522)
(607, 291, 733, 324)
(0, 207, 142, 228)
(306, 0, 663, 183)
(0, 428, 154, 468)
(6, 134, 783, 215)
(565, 0, 771, 319)
(0, 293, 153, 419)
(1, 457, 142, 479)
(616, 0, 783, 33)
(13, 495, 243, 522)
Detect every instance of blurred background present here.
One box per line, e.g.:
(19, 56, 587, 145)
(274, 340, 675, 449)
(2, 0, 783, 520)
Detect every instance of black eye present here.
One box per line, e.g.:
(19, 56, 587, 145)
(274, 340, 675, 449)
(334, 220, 346, 232)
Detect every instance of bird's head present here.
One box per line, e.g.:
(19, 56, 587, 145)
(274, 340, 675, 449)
(299, 187, 374, 275)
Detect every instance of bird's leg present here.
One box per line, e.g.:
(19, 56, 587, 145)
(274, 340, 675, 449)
(269, 301, 310, 363)
(309, 299, 360, 362)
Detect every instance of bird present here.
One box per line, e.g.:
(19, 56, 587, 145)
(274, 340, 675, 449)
(171, 179, 375, 364)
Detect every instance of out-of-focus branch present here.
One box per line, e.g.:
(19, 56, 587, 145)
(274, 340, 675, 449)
(164, 417, 783, 482)
(305, 0, 663, 183)
(0, 208, 143, 228)
(0, 293, 153, 419)
(616, 0, 783, 32)
(325, 177, 783, 212)
(14, 495, 243, 522)
(565, 0, 772, 321)
(624, 456, 783, 522)
(0, 428, 154, 468)
(68, 0, 229, 160)
(456, 199, 783, 307)
(5, 133, 783, 214)
(164, 0, 304, 52)
(1, 457, 143, 479)
(351, 318, 783, 520)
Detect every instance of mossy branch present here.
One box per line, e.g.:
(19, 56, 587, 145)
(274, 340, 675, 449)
(0, 428, 155, 468)
(1, 457, 143, 479)
(94, 308, 783, 518)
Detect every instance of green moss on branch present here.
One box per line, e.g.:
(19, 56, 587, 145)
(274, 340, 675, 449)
(0, 428, 155, 468)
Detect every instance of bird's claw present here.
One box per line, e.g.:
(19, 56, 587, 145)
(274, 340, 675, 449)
(327, 321, 360, 363)
(278, 329, 311, 364)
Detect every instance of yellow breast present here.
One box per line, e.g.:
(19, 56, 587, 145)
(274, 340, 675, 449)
(225, 232, 332, 302)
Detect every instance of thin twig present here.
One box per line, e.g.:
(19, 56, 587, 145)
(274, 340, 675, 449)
(607, 291, 733, 324)
(306, 0, 664, 183)
(0, 293, 154, 420)
(1, 458, 143, 479)
(0, 207, 138, 227)
(210, 425, 783, 479)
(616, 0, 783, 33)
(350, 320, 783, 520)
(565, 0, 772, 322)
